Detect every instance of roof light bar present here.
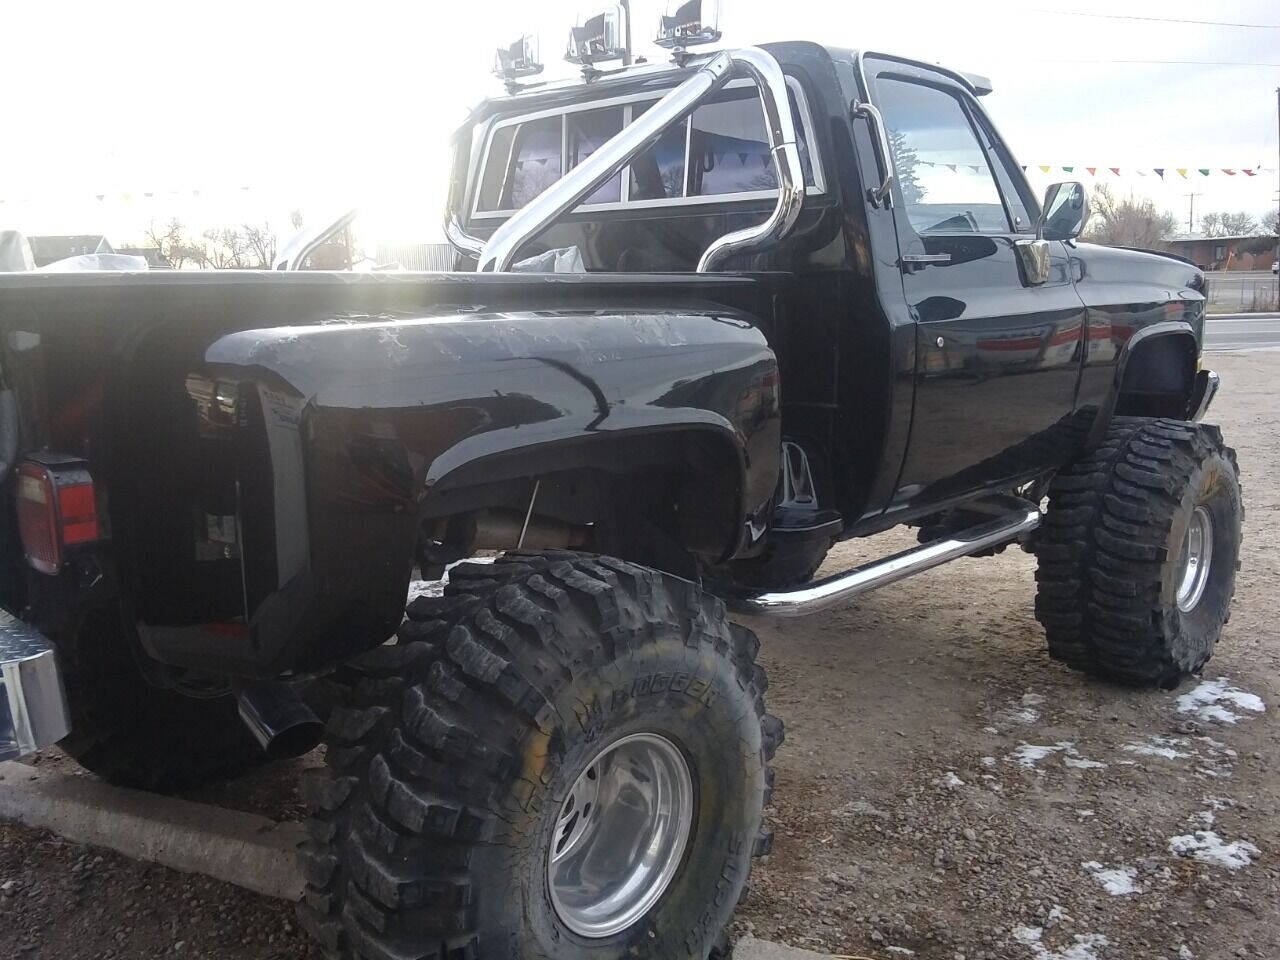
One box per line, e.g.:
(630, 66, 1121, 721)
(494, 35, 543, 83)
(655, 0, 721, 51)
(565, 7, 627, 67)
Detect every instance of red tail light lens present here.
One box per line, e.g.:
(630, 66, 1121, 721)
(16, 460, 99, 574)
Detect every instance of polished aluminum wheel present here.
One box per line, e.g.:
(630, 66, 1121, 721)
(547, 732, 694, 938)
(1176, 505, 1214, 613)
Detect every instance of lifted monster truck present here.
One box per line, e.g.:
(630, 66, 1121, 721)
(0, 40, 1238, 960)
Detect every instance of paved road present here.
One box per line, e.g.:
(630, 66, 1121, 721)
(1204, 312, 1280, 351)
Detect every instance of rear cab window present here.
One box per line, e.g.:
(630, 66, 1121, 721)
(470, 76, 823, 219)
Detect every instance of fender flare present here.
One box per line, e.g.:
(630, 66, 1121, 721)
(1086, 320, 1197, 448)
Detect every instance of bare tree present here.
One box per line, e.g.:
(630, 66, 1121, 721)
(198, 228, 251, 269)
(143, 218, 204, 269)
(1083, 184, 1178, 249)
(1258, 209, 1277, 235)
(1201, 211, 1259, 237)
(242, 223, 278, 269)
(1199, 211, 1223, 238)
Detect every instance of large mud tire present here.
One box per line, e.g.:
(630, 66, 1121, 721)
(299, 551, 782, 960)
(1034, 417, 1242, 687)
(53, 608, 264, 792)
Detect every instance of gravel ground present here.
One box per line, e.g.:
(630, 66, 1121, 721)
(1, 350, 1277, 960)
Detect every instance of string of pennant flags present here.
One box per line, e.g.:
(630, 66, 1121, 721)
(915, 160, 1275, 179)
(1021, 164, 1271, 179)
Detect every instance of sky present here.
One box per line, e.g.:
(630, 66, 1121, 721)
(1, 0, 1277, 247)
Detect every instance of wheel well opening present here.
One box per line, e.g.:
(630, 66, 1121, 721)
(1114, 333, 1197, 420)
(419, 431, 744, 578)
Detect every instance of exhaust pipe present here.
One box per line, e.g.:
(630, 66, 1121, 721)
(236, 681, 324, 760)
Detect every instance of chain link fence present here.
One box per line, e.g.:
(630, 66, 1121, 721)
(1205, 275, 1280, 314)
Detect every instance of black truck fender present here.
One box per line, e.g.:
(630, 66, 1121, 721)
(144, 306, 781, 678)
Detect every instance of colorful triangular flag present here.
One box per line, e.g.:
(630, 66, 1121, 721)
(1243, 169, 1257, 176)
(1039, 165, 1051, 173)
(1154, 168, 1164, 179)
(1063, 166, 1074, 173)
(1176, 168, 1188, 178)
(1198, 168, 1210, 176)
(1222, 169, 1236, 176)
(1086, 167, 1097, 176)
(1109, 167, 1121, 176)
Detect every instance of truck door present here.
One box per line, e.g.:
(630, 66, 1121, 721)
(864, 60, 1086, 509)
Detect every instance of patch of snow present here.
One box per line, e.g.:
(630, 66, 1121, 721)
(1121, 736, 1190, 760)
(1082, 860, 1139, 895)
(406, 578, 445, 602)
(1064, 755, 1107, 770)
(1176, 677, 1266, 724)
(1178, 945, 1194, 960)
(1022, 692, 1046, 706)
(937, 771, 965, 790)
(1013, 926, 1111, 960)
(981, 756, 997, 767)
(886, 949, 916, 957)
(1168, 830, 1259, 870)
(1007, 742, 1070, 768)
(983, 725, 1000, 735)
(1076, 809, 1095, 818)
(1013, 926, 1044, 947)
(406, 556, 498, 605)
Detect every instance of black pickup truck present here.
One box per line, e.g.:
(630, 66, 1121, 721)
(0, 40, 1239, 960)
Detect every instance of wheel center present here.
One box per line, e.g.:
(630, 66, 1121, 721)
(1176, 505, 1214, 613)
(547, 732, 694, 938)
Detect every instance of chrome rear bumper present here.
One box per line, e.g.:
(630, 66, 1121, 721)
(0, 609, 71, 761)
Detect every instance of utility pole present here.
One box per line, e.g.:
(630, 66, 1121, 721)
(1185, 192, 1200, 234)
(1274, 87, 1279, 304)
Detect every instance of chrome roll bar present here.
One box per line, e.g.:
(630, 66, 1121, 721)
(474, 47, 805, 273)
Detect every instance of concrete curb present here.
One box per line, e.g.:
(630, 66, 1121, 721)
(0, 761, 304, 900)
(0, 762, 826, 958)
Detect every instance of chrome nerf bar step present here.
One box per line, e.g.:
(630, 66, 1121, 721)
(0, 610, 71, 761)
(730, 507, 1041, 619)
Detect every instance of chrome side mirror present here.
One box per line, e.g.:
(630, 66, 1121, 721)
(1037, 181, 1089, 242)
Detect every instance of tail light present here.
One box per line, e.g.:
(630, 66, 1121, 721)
(16, 459, 100, 574)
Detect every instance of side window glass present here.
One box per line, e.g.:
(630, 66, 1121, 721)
(685, 88, 815, 197)
(627, 101, 686, 201)
(567, 107, 624, 205)
(477, 115, 562, 212)
(875, 78, 1010, 234)
(975, 120, 1033, 232)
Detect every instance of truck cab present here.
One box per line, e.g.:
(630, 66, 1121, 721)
(446, 41, 1212, 581)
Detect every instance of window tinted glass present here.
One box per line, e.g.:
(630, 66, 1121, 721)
(686, 88, 816, 197)
(567, 106, 623, 205)
(477, 115, 562, 212)
(688, 89, 775, 197)
(476, 124, 517, 212)
(627, 101, 686, 201)
(875, 78, 1010, 234)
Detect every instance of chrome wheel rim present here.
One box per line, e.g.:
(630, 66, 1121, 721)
(547, 732, 693, 938)
(1177, 505, 1214, 613)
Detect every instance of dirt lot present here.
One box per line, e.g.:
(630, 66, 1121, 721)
(1, 349, 1277, 960)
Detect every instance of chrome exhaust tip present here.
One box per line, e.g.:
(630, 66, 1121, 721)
(236, 681, 323, 760)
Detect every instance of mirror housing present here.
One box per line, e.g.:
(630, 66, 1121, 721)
(1037, 181, 1089, 242)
